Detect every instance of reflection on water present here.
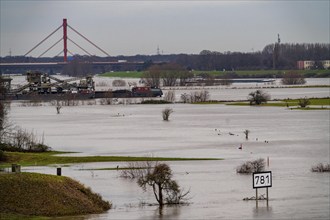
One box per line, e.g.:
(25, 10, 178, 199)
(149, 206, 182, 220)
(253, 206, 273, 219)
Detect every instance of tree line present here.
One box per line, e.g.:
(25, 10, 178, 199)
(176, 43, 330, 71)
(1, 43, 329, 73)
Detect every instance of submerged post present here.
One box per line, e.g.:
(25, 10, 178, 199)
(266, 187, 269, 207)
(256, 188, 258, 208)
(267, 156, 270, 167)
(11, 164, 21, 173)
(253, 171, 272, 208)
(57, 167, 62, 176)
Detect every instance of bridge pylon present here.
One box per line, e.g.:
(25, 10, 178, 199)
(24, 19, 110, 62)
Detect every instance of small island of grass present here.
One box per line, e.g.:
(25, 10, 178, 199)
(0, 151, 221, 168)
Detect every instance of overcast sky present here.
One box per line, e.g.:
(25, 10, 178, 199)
(0, 0, 329, 57)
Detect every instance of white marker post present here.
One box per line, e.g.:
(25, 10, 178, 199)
(253, 171, 272, 208)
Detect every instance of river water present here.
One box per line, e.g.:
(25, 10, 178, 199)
(7, 98, 330, 219)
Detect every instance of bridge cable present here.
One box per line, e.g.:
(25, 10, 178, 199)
(67, 37, 93, 56)
(67, 24, 110, 57)
(67, 50, 74, 56)
(38, 38, 62, 58)
(54, 50, 63, 58)
(24, 25, 62, 57)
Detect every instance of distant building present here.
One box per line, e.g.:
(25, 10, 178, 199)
(297, 60, 330, 70)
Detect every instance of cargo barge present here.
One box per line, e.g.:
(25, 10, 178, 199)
(1, 71, 162, 101)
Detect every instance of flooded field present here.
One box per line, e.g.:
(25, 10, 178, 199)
(8, 99, 330, 219)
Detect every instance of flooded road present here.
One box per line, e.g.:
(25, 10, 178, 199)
(8, 102, 330, 219)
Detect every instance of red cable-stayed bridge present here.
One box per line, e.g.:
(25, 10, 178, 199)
(0, 19, 146, 74)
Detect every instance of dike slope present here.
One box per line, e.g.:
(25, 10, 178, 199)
(0, 172, 111, 217)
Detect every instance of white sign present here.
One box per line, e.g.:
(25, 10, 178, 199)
(253, 171, 272, 188)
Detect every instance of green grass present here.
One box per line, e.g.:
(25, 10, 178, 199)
(226, 98, 330, 109)
(0, 151, 220, 167)
(191, 69, 330, 78)
(99, 69, 330, 79)
(306, 98, 330, 105)
(80, 167, 147, 171)
(0, 172, 111, 217)
(290, 107, 330, 110)
(99, 71, 142, 78)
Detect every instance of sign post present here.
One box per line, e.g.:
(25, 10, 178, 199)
(253, 171, 272, 207)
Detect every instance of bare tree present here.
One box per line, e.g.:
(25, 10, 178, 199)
(62, 57, 92, 77)
(157, 63, 188, 87)
(0, 76, 8, 99)
(180, 93, 190, 103)
(199, 90, 210, 102)
(8, 127, 50, 152)
(281, 71, 306, 85)
(163, 91, 175, 103)
(143, 63, 191, 87)
(0, 101, 12, 145)
(120, 161, 155, 179)
(162, 108, 173, 121)
(142, 65, 161, 87)
(190, 90, 210, 103)
(179, 71, 194, 86)
(121, 161, 190, 206)
(219, 73, 233, 86)
(56, 100, 62, 114)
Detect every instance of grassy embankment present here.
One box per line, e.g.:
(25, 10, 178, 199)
(99, 69, 330, 78)
(0, 151, 220, 168)
(0, 172, 111, 218)
(225, 98, 330, 109)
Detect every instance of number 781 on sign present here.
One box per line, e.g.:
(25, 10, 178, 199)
(253, 171, 272, 188)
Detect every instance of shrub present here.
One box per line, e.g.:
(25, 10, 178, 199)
(236, 158, 265, 174)
(164, 91, 176, 103)
(243, 129, 250, 139)
(180, 90, 210, 103)
(191, 90, 210, 103)
(281, 71, 306, 85)
(141, 100, 171, 104)
(162, 108, 173, 121)
(99, 98, 114, 105)
(311, 163, 330, 172)
(248, 90, 270, 105)
(298, 97, 310, 108)
(180, 93, 190, 103)
(7, 128, 51, 152)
